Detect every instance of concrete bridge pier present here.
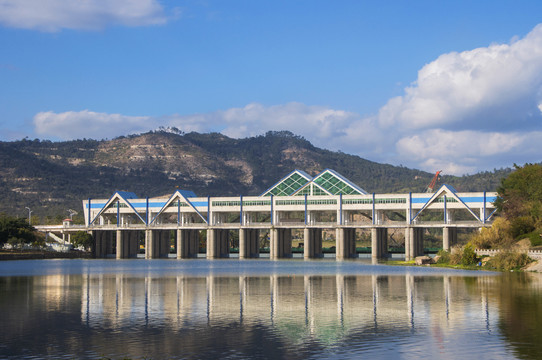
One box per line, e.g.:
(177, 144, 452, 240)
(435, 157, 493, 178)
(177, 229, 199, 259)
(405, 227, 424, 261)
(443, 227, 457, 252)
(207, 229, 230, 259)
(371, 228, 388, 259)
(93, 230, 115, 258)
(239, 228, 260, 259)
(116, 230, 139, 259)
(145, 230, 170, 259)
(336, 228, 357, 260)
(270, 228, 292, 259)
(304, 228, 323, 259)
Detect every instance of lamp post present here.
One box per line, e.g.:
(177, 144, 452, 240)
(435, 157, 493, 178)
(67, 209, 77, 220)
(25, 207, 32, 225)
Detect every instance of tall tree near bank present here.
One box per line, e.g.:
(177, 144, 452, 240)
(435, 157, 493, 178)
(0, 215, 37, 245)
(472, 163, 542, 249)
(495, 163, 542, 229)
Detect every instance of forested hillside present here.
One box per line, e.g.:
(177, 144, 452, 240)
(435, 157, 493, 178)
(0, 130, 512, 222)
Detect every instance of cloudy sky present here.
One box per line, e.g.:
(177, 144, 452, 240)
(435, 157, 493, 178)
(1, 0, 541, 175)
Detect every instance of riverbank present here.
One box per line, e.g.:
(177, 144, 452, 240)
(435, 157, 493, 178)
(0, 249, 92, 260)
(386, 257, 542, 272)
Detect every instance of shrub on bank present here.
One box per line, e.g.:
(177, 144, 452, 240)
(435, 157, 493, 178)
(445, 244, 479, 266)
(484, 251, 531, 271)
(436, 249, 450, 264)
(470, 218, 514, 249)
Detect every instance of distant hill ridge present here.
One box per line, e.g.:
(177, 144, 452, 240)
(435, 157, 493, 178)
(0, 130, 511, 219)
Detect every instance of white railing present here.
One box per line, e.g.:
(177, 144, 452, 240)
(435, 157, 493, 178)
(476, 249, 542, 260)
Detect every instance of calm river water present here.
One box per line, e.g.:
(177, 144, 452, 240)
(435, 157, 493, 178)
(1, 258, 541, 359)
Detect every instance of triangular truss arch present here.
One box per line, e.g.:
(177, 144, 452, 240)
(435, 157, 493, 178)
(150, 190, 208, 224)
(90, 191, 146, 225)
(411, 184, 481, 223)
(261, 169, 312, 196)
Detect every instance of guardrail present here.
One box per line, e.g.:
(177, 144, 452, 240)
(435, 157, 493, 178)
(476, 249, 542, 260)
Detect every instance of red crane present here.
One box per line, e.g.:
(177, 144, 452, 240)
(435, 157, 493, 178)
(426, 170, 442, 193)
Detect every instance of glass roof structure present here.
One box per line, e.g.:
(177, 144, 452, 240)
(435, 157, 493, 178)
(261, 170, 312, 196)
(261, 169, 367, 196)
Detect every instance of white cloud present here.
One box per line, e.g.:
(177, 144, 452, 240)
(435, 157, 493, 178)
(0, 0, 171, 32)
(31, 24, 542, 175)
(34, 110, 153, 139)
(378, 24, 542, 132)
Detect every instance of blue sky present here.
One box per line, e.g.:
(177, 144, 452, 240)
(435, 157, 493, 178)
(1, 0, 542, 175)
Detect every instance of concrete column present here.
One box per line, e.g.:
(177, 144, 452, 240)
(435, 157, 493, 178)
(206, 228, 215, 258)
(219, 229, 229, 257)
(282, 229, 292, 258)
(239, 228, 246, 259)
(107, 231, 114, 255)
(177, 229, 184, 259)
(116, 230, 124, 259)
(371, 228, 388, 259)
(192, 230, 200, 256)
(417, 228, 424, 256)
(239, 229, 260, 259)
(442, 227, 457, 251)
(371, 228, 379, 258)
(336, 228, 343, 259)
(380, 228, 388, 257)
(145, 229, 154, 259)
(408, 228, 418, 260)
(161, 230, 170, 258)
(206, 229, 229, 259)
(270, 228, 292, 259)
(404, 227, 411, 261)
(130, 231, 139, 258)
(443, 227, 449, 252)
(336, 228, 357, 260)
(409, 228, 424, 259)
(270, 228, 277, 259)
(94, 230, 110, 258)
(93, 231, 100, 258)
(177, 229, 198, 259)
(304, 228, 323, 259)
(96, 230, 114, 258)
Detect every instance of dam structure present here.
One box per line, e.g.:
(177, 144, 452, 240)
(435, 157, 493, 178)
(66, 169, 495, 260)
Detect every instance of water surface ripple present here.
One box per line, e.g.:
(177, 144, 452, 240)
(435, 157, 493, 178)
(0, 259, 540, 359)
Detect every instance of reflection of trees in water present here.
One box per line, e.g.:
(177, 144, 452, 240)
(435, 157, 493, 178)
(495, 273, 542, 359)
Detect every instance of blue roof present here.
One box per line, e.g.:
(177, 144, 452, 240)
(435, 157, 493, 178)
(436, 184, 458, 194)
(116, 191, 138, 199)
(177, 189, 197, 198)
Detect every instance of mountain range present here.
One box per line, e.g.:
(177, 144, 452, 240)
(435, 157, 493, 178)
(0, 130, 512, 221)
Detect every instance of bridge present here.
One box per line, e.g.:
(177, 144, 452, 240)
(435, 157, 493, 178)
(37, 169, 497, 260)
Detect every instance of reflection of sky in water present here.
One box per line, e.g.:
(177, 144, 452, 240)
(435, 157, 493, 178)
(0, 258, 499, 277)
(0, 259, 536, 359)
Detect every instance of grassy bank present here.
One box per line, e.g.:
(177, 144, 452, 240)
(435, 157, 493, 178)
(0, 249, 92, 260)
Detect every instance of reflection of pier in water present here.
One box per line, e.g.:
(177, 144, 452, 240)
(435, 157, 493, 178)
(81, 274, 503, 343)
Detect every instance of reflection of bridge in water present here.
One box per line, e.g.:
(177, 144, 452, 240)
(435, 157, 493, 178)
(38, 169, 497, 261)
(81, 273, 499, 343)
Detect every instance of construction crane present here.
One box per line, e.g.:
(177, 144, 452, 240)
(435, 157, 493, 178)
(426, 170, 442, 193)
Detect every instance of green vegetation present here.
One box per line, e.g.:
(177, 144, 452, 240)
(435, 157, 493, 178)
(70, 231, 94, 250)
(0, 131, 511, 220)
(472, 163, 542, 250)
(0, 214, 38, 247)
(484, 251, 531, 271)
(433, 245, 532, 272)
